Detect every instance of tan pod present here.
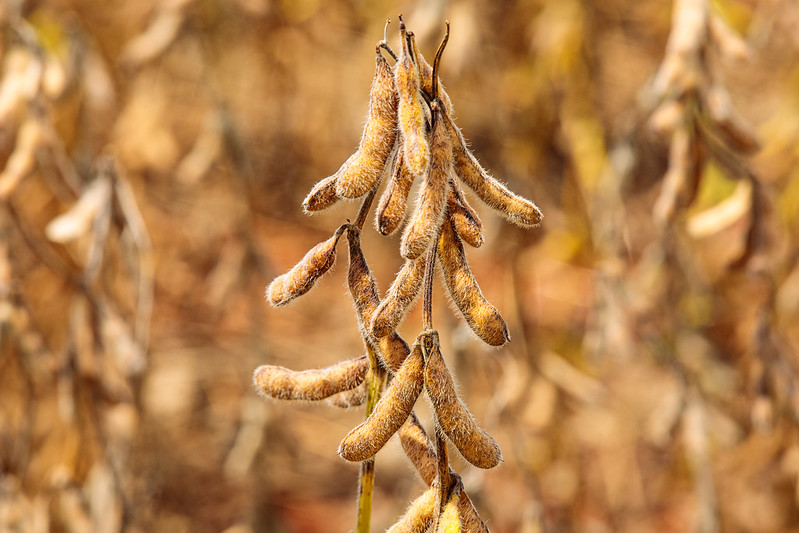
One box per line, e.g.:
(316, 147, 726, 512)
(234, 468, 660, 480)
(447, 177, 484, 248)
(253, 356, 368, 401)
(437, 220, 509, 346)
(302, 174, 339, 213)
(422, 333, 502, 469)
(375, 149, 416, 236)
(440, 107, 542, 228)
(386, 485, 438, 533)
(399, 413, 438, 486)
(435, 483, 462, 533)
(347, 229, 410, 371)
(401, 99, 450, 260)
(266, 226, 345, 306)
(338, 343, 424, 462)
(370, 254, 426, 338)
(333, 47, 399, 199)
(395, 28, 430, 178)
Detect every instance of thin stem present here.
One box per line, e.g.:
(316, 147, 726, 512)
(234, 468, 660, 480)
(351, 171, 381, 533)
(422, 243, 437, 330)
(354, 186, 378, 230)
(355, 344, 385, 533)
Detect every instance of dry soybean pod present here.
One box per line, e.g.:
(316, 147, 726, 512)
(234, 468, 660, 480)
(422, 333, 502, 469)
(387, 484, 438, 533)
(332, 44, 398, 199)
(401, 98, 451, 260)
(266, 224, 347, 306)
(375, 148, 416, 236)
(447, 177, 483, 248)
(457, 492, 490, 533)
(399, 412, 438, 486)
(436, 482, 463, 533)
(396, 21, 430, 178)
(326, 381, 367, 409)
(370, 253, 426, 338)
(437, 219, 509, 346)
(347, 227, 410, 371)
(440, 106, 543, 228)
(253, 355, 368, 401)
(398, 418, 489, 533)
(302, 174, 340, 213)
(338, 342, 424, 462)
(397, 416, 490, 533)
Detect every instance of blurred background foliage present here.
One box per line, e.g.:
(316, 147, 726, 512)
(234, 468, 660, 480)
(2, 0, 799, 531)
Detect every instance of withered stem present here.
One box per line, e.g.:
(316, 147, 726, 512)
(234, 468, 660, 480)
(422, 242, 437, 330)
(354, 186, 378, 230)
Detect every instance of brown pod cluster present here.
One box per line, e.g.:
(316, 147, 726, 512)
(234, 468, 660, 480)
(438, 219, 510, 346)
(401, 99, 451, 260)
(347, 228, 410, 371)
(253, 356, 368, 401)
(387, 485, 438, 533)
(258, 18, 543, 532)
(266, 225, 346, 306)
(421, 331, 502, 469)
(338, 342, 424, 462)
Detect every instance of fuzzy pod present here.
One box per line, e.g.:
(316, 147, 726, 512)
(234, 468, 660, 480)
(436, 483, 463, 533)
(375, 149, 416, 236)
(422, 333, 502, 469)
(370, 254, 426, 338)
(401, 99, 451, 260)
(302, 174, 340, 213)
(253, 356, 368, 401)
(437, 220, 509, 346)
(338, 342, 424, 462)
(399, 413, 438, 486)
(396, 29, 430, 178)
(266, 227, 345, 306)
(440, 107, 542, 228)
(326, 381, 367, 409)
(387, 485, 438, 533)
(458, 492, 490, 533)
(332, 47, 399, 199)
(347, 229, 410, 371)
(447, 177, 483, 248)
(399, 415, 489, 532)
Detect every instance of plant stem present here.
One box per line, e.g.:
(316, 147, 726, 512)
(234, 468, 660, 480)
(422, 243, 437, 330)
(353, 187, 381, 533)
(356, 344, 385, 533)
(354, 187, 377, 230)
(435, 421, 451, 512)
